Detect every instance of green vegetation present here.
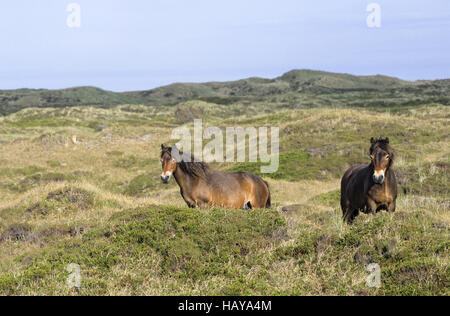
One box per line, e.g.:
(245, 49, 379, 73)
(228, 150, 364, 181)
(0, 70, 448, 295)
(1, 70, 449, 116)
(124, 173, 170, 197)
(0, 191, 447, 295)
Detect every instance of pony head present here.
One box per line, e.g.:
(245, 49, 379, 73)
(369, 137, 394, 184)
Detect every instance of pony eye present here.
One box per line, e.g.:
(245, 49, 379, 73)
(172, 158, 176, 163)
(385, 155, 390, 160)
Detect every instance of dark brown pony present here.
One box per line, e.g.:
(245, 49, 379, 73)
(160, 145, 271, 209)
(341, 138, 398, 223)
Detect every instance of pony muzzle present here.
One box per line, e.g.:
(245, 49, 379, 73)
(161, 172, 172, 184)
(373, 169, 385, 184)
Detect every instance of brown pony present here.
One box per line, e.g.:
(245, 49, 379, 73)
(160, 144, 271, 209)
(340, 137, 398, 224)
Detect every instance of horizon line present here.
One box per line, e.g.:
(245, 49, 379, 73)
(1, 68, 449, 93)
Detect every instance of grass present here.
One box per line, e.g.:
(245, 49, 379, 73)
(228, 150, 363, 181)
(0, 187, 447, 295)
(0, 88, 448, 295)
(1, 69, 448, 116)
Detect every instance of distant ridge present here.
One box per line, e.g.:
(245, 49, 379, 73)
(0, 69, 448, 115)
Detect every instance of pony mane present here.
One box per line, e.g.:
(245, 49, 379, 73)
(370, 137, 395, 162)
(161, 146, 210, 179)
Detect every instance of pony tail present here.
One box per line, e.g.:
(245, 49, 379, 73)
(264, 181, 271, 208)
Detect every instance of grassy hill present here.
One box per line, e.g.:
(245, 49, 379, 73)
(0, 86, 147, 116)
(0, 93, 448, 295)
(1, 70, 449, 115)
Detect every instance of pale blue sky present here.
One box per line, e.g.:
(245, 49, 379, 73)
(0, 0, 449, 91)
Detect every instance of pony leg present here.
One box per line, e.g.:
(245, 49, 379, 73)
(183, 196, 196, 208)
(181, 193, 197, 208)
(344, 209, 359, 224)
(367, 198, 378, 214)
(387, 201, 396, 213)
(341, 199, 354, 223)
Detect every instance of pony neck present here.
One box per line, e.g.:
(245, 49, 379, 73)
(173, 164, 193, 192)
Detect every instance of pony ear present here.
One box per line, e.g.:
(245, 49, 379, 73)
(161, 144, 165, 150)
(385, 137, 390, 144)
(370, 137, 375, 144)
